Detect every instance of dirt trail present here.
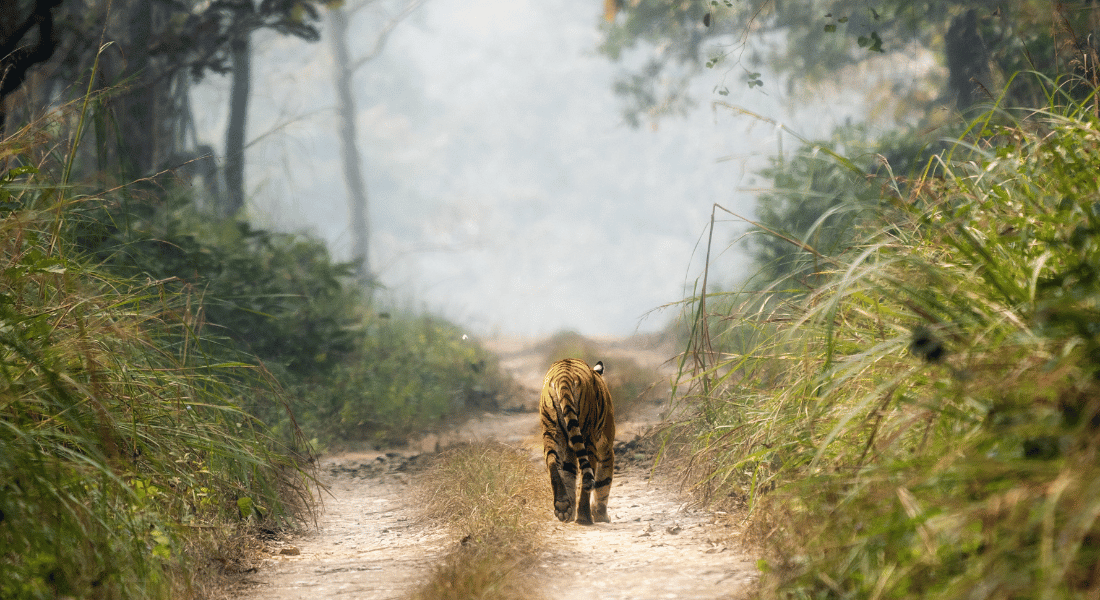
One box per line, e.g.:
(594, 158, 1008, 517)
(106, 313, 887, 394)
(231, 336, 758, 600)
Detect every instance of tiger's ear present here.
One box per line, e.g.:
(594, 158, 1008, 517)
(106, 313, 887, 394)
(593, 361, 604, 375)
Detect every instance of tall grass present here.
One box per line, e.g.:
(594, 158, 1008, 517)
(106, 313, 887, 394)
(678, 79, 1100, 598)
(1, 109, 313, 599)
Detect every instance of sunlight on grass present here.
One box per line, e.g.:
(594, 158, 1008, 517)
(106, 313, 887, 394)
(673, 78, 1100, 598)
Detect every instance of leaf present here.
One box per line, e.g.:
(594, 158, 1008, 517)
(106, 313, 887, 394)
(237, 496, 255, 519)
(151, 529, 172, 559)
(868, 31, 884, 52)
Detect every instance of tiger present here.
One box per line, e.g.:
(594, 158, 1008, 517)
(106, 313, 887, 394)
(539, 358, 615, 525)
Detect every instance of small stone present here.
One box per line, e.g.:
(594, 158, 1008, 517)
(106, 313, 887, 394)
(279, 546, 301, 556)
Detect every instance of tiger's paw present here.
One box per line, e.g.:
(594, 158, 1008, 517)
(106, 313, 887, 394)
(554, 499, 573, 522)
(575, 502, 593, 525)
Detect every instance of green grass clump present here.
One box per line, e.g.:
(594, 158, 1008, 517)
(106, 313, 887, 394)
(1, 113, 312, 599)
(678, 81, 1100, 598)
(408, 443, 546, 600)
(292, 315, 509, 448)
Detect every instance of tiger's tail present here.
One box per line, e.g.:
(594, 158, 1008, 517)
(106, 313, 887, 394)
(559, 376, 595, 491)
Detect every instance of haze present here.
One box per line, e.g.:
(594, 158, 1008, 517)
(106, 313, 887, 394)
(192, 0, 900, 337)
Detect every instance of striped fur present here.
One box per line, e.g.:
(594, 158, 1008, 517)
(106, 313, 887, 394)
(539, 358, 615, 524)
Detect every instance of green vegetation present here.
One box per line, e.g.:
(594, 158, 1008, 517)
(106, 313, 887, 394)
(408, 443, 546, 600)
(68, 187, 508, 449)
(1, 94, 505, 599)
(601, 1, 1099, 125)
(68, 190, 507, 449)
(675, 81, 1100, 598)
(0, 127, 314, 597)
(292, 315, 507, 448)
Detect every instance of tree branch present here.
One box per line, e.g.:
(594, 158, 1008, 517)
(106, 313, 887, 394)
(350, 0, 426, 72)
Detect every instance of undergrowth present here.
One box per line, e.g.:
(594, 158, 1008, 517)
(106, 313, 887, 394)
(676, 78, 1100, 598)
(68, 184, 509, 451)
(292, 315, 509, 449)
(1, 121, 314, 597)
(408, 443, 546, 600)
(1, 87, 505, 597)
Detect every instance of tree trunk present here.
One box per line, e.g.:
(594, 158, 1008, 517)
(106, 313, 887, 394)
(945, 9, 992, 112)
(120, 0, 156, 177)
(223, 32, 251, 218)
(329, 6, 374, 294)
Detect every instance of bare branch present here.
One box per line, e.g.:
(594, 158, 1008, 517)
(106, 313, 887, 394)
(350, 0, 426, 72)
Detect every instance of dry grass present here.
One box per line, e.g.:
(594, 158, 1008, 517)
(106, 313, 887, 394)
(407, 443, 547, 600)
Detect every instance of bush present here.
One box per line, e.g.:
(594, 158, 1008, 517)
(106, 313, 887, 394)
(0, 150, 312, 599)
(294, 314, 508, 448)
(678, 81, 1100, 598)
(75, 194, 360, 380)
(62, 180, 509, 450)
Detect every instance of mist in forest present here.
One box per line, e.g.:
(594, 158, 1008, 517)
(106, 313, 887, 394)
(192, 0, 903, 337)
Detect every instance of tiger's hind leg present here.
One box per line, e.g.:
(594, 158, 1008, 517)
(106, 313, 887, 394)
(574, 438, 599, 525)
(544, 432, 577, 522)
(590, 438, 614, 523)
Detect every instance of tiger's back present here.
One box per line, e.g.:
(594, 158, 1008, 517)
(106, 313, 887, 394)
(539, 358, 615, 525)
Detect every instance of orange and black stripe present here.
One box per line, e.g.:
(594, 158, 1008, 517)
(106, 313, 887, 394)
(539, 358, 615, 525)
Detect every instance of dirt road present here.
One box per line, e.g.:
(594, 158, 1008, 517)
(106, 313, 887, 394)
(231, 336, 758, 600)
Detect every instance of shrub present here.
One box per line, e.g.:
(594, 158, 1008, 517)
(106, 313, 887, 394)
(679, 81, 1100, 598)
(0, 157, 312, 599)
(295, 314, 508, 448)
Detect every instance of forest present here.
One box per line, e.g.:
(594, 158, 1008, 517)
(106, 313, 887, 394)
(3, 0, 1100, 598)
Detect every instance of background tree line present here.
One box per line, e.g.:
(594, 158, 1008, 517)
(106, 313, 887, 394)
(599, 0, 1099, 288)
(2, 0, 335, 214)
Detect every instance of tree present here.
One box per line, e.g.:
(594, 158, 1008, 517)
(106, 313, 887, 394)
(0, 0, 63, 133)
(599, 0, 1100, 125)
(327, 0, 423, 295)
(215, 0, 335, 217)
(598, 0, 1099, 288)
(224, 23, 252, 217)
(4, 0, 333, 204)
